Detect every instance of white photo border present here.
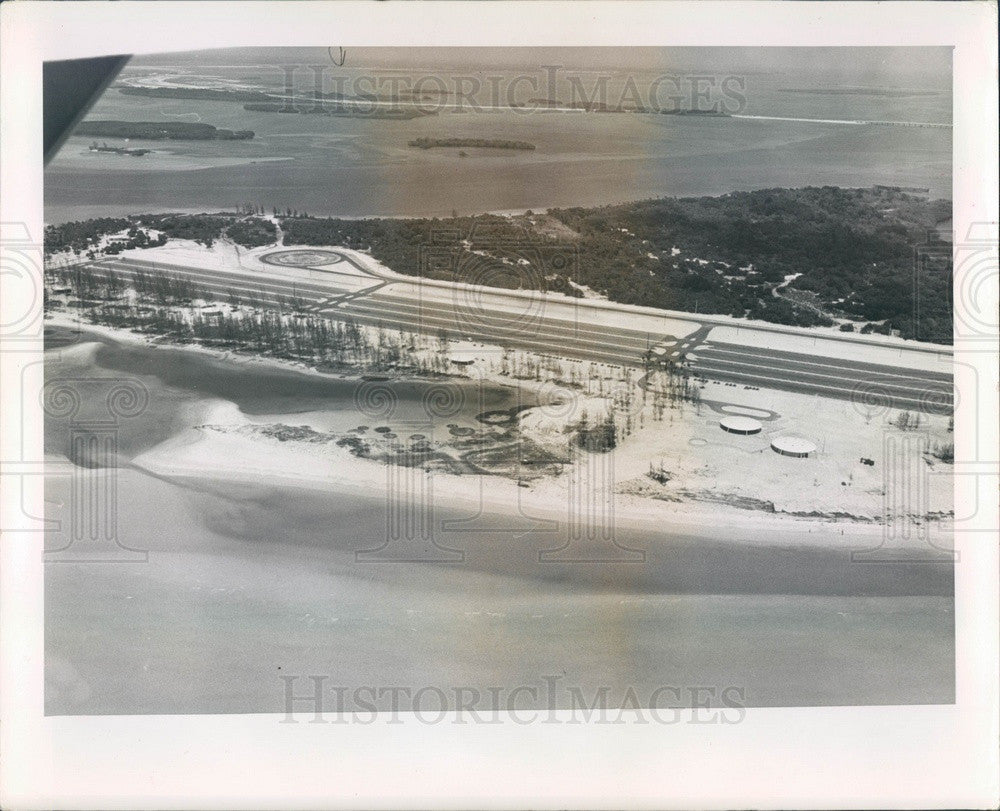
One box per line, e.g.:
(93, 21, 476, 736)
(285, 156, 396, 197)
(1, 2, 997, 808)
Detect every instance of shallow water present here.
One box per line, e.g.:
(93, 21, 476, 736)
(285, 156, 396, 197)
(44, 328, 954, 714)
(43, 327, 531, 459)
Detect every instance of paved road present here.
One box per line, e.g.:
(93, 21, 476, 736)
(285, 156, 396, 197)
(686, 342, 952, 414)
(77, 255, 954, 413)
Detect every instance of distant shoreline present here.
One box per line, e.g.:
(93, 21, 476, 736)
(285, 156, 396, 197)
(42, 184, 954, 226)
(76, 120, 255, 141)
(409, 137, 536, 151)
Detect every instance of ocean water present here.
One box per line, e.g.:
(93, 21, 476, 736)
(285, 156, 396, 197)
(44, 56, 952, 223)
(44, 328, 954, 714)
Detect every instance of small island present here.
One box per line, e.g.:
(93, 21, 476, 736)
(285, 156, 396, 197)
(76, 120, 254, 140)
(118, 86, 274, 102)
(658, 107, 730, 117)
(243, 102, 431, 120)
(88, 141, 151, 157)
(527, 97, 632, 112)
(408, 137, 536, 151)
(526, 98, 731, 116)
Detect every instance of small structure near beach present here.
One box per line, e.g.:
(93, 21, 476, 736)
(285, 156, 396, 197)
(770, 436, 817, 458)
(719, 415, 763, 435)
(448, 340, 482, 366)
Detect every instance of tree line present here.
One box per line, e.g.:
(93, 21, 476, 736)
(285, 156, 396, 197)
(45, 185, 953, 342)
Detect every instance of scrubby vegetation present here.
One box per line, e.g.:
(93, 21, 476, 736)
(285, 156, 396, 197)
(225, 217, 277, 248)
(932, 441, 954, 463)
(409, 137, 535, 150)
(279, 187, 951, 340)
(44, 218, 133, 255)
(45, 213, 280, 255)
(140, 214, 232, 247)
(75, 120, 253, 140)
(45, 186, 952, 342)
(546, 186, 952, 339)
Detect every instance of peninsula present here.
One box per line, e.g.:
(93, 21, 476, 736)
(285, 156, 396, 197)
(244, 102, 431, 120)
(408, 137, 536, 150)
(76, 120, 254, 140)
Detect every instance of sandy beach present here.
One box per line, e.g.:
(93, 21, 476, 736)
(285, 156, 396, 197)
(42, 305, 954, 716)
(128, 409, 926, 554)
(47, 311, 953, 550)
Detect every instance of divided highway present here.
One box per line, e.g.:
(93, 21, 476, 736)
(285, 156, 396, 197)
(75, 255, 954, 414)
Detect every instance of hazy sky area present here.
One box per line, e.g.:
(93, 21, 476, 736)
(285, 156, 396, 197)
(130, 46, 953, 89)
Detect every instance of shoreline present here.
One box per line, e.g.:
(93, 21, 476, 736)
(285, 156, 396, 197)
(41, 183, 955, 227)
(124, 420, 941, 553)
(45, 314, 950, 550)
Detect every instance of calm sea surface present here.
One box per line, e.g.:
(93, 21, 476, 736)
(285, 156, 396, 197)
(44, 62, 952, 223)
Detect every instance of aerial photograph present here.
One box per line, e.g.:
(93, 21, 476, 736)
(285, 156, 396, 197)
(42, 46, 955, 716)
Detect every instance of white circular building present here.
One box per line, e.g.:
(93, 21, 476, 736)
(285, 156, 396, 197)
(719, 415, 763, 435)
(770, 436, 817, 458)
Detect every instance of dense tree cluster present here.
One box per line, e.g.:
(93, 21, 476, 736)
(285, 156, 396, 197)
(44, 217, 131, 255)
(101, 227, 168, 256)
(75, 120, 253, 140)
(137, 214, 232, 247)
(548, 186, 952, 340)
(43, 218, 168, 258)
(225, 218, 277, 248)
(408, 138, 536, 150)
(45, 214, 281, 254)
(280, 187, 951, 340)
